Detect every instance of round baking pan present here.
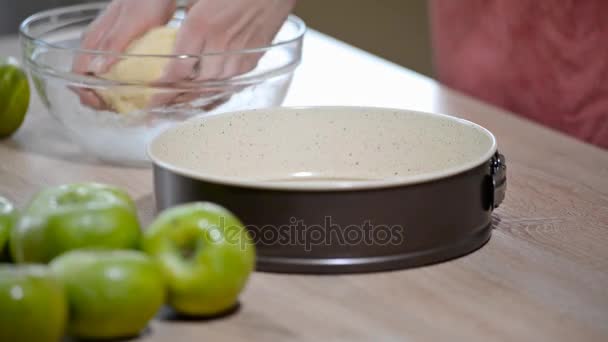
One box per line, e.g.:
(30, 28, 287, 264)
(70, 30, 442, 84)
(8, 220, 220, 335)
(148, 106, 506, 273)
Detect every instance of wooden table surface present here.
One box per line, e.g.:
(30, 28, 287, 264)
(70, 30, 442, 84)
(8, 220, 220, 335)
(1, 30, 607, 341)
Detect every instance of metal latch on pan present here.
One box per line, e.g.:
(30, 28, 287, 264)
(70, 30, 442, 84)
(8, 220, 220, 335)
(490, 152, 507, 209)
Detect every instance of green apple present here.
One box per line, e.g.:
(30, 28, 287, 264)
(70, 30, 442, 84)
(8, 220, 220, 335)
(50, 249, 165, 340)
(0, 196, 17, 261)
(10, 183, 141, 263)
(0, 265, 67, 342)
(142, 202, 255, 316)
(0, 57, 30, 138)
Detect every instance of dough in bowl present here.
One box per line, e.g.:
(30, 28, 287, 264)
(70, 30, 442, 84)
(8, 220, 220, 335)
(98, 26, 177, 114)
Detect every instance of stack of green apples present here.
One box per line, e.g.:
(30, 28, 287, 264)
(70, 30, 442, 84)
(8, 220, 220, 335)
(0, 183, 255, 341)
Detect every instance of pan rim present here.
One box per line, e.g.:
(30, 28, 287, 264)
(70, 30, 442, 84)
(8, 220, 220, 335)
(148, 106, 498, 192)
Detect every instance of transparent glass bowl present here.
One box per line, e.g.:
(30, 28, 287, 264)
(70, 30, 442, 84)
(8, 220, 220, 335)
(19, 2, 305, 166)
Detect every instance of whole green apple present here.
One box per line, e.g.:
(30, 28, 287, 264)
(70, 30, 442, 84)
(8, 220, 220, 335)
(142, 202, 255, 316)
(50, 249, 165, 340)
(0, 196, 17, 261)
(0, 57, 30, 138)
(0, 265, 67, 342)
(10, 183, 141, 263)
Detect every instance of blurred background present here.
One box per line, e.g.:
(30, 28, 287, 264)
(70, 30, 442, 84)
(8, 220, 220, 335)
(295, 0, 433, 77)
(0, 0, 434, 76)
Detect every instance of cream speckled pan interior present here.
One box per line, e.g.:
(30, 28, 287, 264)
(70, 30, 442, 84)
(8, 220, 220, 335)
(149, 107, 496, 190)
(148, 106, 506, 273)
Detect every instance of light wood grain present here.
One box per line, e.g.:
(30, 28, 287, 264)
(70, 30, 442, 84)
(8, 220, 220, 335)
(1, 33, 607, 342)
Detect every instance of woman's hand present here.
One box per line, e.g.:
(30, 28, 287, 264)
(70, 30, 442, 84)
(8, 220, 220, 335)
(72, 0, 176, 108)
(74, 0, 296, 109)
(171, 0, 295, 78)
(150, 0, 297, 107)
(74, 0, 176, 75)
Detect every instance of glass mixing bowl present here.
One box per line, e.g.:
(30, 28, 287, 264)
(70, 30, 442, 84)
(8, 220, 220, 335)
(19, 2, 305, 166)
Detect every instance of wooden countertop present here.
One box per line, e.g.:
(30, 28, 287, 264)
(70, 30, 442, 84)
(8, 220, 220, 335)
(1, 30, 607, 341)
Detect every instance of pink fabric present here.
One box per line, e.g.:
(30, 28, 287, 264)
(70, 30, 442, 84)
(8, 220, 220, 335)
(430, 0, 608, 149)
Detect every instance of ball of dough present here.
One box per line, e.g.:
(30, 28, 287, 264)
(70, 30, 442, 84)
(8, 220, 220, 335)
(98, 26, 178, 114)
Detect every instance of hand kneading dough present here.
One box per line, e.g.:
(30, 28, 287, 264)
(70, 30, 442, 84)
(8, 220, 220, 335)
(98, 26, 178, 114)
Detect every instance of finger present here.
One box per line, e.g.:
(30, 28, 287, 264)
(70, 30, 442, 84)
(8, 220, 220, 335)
(150, 0, 291, 108)
(167, 89, 233, 113)
(69, 86, 106, 110)
(72, 23, 113, 74)
(235, 53, 262, 76)
(78, 89, 106, 110)
(73, 0, 177, 110)
(163, 0, 254, 82)
(71, 1, 124, 109)
(221, 28, 265, 79)
(92, 23, 160, 75)
(162, 16, 207, 81)
(72, 1, 123, 74)
(87, 0, 176, 74)
(148, 9, 208, 108)
(147, 87, 183, 109)
(69, 7, 132, 108)
(151, 1, 255, 108)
